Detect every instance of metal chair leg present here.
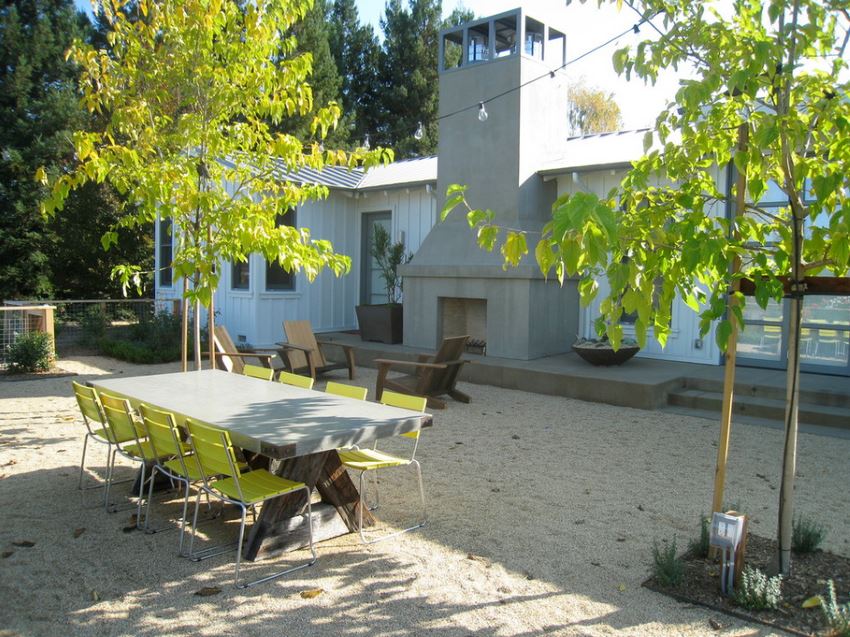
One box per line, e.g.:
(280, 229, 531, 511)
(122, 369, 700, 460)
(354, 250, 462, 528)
(356, 462, 427, 545)
(237, 487, 317, 589)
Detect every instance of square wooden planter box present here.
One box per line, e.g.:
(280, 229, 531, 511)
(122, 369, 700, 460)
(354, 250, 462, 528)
(355, 304, 403, 344)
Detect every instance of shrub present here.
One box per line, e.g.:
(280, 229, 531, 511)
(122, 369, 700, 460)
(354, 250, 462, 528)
(652, 538, 683, 588)
(6, 332, 53, 373)
(733, 566, 782, 610)
(688, 514, 711, 558)
(792, 514, 826, 553)
(821, 580, 850, 636)
(80, 306, 108, 345)
(97, 337, 180, 364)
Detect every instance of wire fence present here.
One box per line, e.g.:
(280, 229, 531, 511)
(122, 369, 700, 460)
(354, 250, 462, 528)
(3, 299, 174, 360)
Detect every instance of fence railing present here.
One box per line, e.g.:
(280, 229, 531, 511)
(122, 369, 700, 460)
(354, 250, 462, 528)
(0, 305, 56, 369)
(3, 299, 174, 356)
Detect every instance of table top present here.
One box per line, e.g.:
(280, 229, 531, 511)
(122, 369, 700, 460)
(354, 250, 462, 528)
(91, 369, 432, 460)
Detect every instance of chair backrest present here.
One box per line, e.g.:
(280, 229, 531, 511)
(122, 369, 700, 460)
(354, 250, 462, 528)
(284, 320, 326, 371)
(186, 419, 241, 484)
(243, 364, 274, 381)
(72, 381, 105, 434)
(419, 335, 469, 394)
(278, 370, 315, 390)
(138, 403, 184, 459)
(380, 390, 427, 440)
(213, 325, 244, 374)
(325, 382, 367, 401)
(99, 392, 145, 449)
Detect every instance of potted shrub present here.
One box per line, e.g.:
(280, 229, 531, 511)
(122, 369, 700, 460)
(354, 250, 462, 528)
(572, 335, 641, 366)
(355, 225, 411, 344)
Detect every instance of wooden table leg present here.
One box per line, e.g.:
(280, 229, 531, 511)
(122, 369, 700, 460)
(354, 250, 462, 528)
(244, 450, 376, 561)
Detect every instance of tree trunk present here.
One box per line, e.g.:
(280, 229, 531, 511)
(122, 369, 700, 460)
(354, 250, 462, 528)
(181, 278, 189, 373)
(193, 296, 201, 371)
(777, 293, 802, 575)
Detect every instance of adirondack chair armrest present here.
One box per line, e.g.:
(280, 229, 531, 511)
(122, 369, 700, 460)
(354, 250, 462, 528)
(316, 339, 354, 354)
(373, 358, 448, 370)
(275, 342, 314, 354)
(214, 351, 274, 368)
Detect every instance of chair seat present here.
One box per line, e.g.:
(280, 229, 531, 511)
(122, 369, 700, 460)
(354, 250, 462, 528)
(163, 454, 205, 481)
(124, 440, 190, 461)
(338, 448, 409, 471)
(91, 427, 112, 442)
(209, 469, 306, 505)
(164, 455, 249, 481)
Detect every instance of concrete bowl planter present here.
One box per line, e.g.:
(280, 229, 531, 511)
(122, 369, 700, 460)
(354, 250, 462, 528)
(572, 338, 640, 366)
(355, 304, 403, 344)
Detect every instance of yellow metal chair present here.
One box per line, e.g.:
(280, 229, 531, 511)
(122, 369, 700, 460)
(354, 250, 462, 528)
(243, 364, 275, 381)
(325, 382, 368, 401)
(337, 390, 427, 544)
(72, 381, 133, 504)
(100, 392, 171, 525)
(138, 404, 205, 555)
(185, 419, 317, 588)
(278, 370, 315, 390)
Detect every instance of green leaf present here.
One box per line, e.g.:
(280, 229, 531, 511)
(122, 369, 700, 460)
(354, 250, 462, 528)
(716, 319, 733, 352)
(501, 232, 527, 268)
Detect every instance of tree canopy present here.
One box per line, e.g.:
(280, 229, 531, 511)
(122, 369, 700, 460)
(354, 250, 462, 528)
(41, 0, 390, 306)
(568, 79, 622, 135)
(1, 0, 150, 300)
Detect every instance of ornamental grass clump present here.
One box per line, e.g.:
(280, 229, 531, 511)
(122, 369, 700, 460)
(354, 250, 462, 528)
(733, 566, 782, 610)
(688, 514, 710, 558)
(792, 514, 826, 554)
(652, 538, 683, 588)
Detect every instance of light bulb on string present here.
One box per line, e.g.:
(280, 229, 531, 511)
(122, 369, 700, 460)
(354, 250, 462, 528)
(478, 102, 488, 122)
(414, 121, 424, 140)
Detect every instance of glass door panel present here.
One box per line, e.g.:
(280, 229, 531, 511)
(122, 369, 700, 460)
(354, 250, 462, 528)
(737, 300, 785, 363)
(800, 296, 850, 369)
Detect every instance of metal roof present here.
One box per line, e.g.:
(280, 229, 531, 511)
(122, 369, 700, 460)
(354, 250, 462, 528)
(538, 129, 661, 175)
(269, 157, 364, 189)
(356, 156, 438, 191)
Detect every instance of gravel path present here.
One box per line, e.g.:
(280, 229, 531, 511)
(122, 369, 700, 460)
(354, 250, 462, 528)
(1, 355, 847, 636)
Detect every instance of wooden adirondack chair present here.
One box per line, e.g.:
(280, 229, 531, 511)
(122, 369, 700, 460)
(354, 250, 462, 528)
(276, 320, 356, 380)
(374, 335, 472, 409)
(212, 325, 276, 374)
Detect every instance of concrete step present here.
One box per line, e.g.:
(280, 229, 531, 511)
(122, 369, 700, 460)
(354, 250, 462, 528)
(667, 387, 850, 430)
(680, 376, 850, 409)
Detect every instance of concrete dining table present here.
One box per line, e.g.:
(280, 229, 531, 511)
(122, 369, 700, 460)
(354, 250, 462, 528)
(91, 369, 433, 561)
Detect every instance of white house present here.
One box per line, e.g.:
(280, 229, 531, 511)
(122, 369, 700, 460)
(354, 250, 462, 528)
(154, 7, 849, 377)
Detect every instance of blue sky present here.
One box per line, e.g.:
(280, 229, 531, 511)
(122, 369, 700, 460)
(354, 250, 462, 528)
(71, 0, 680, 129)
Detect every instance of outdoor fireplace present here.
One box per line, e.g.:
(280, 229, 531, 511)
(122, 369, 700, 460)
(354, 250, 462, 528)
(400, 8, 579, 360)
(440, 298, 487, 354)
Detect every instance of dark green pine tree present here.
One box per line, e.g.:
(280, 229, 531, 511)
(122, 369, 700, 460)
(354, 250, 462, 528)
(328, 0, 381, 148)
(283, 0, 348, 147)
(0, 0, 88, 299)
(378, 0, 442, 158)
(1, 0, 152, 300)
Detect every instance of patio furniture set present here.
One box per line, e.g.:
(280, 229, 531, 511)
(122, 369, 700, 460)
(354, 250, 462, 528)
(70, 324, 472, 589)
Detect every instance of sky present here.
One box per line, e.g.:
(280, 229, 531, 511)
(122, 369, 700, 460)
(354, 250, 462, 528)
(72, 0, 684, 130)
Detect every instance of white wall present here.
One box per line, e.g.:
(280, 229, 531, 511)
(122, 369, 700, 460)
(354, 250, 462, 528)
(552, 168, 724, 366)
(154, 185, 437, 348)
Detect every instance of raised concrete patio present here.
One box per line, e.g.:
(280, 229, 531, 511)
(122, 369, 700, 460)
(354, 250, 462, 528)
(322, 331, 850, 436)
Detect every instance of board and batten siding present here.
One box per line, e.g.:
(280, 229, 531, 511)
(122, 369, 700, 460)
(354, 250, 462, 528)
(552, 168, 724, 366)
(154, 184, 438, 348)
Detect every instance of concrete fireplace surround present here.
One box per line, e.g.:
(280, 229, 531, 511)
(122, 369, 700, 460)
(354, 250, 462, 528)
(401, 8, 580, 360)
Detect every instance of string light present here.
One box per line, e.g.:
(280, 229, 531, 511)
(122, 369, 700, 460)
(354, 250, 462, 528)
(477, 102, 488, 122)
(414, 121, 425, 140)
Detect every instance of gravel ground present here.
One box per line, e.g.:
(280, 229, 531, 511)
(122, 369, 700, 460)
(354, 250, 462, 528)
(1, 355, 847, 637)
